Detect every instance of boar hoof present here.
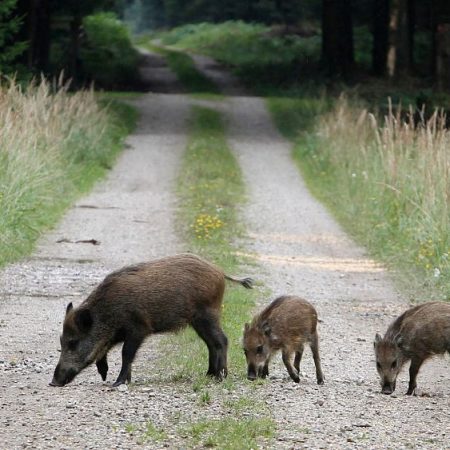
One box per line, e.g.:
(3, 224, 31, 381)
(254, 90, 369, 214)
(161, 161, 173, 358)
(317, 378, 324, 385)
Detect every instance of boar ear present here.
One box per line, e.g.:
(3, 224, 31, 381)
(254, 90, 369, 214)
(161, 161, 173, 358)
(261, 321, 271, 336)
(65, 302, 74, 316)
(395, 335, 404, 348)
(373, 333, 382, 347)
(75, 309, 93, 332)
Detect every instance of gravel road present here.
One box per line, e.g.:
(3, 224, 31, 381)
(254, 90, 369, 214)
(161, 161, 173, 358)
(0, 51, 449, 449)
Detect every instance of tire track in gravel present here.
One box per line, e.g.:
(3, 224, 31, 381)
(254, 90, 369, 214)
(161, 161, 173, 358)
(191, 55, 450, 449)
(0, 51, 191, 447)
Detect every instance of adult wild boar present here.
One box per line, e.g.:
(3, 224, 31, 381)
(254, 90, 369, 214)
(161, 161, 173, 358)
(243, 295, 324, 384)
(50, 253, 253, 387)
(374, 301, 450, 395)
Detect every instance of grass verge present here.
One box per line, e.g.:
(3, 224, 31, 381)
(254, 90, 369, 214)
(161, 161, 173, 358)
(268, 93, 450, 300)
(0, 79, 137, 267)
(140, 41, 220, 95)
(146, 105, 274, 448)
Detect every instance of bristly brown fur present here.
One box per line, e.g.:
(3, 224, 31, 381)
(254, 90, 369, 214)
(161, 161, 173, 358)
(51, 253, 253, 387)
(243, 295, 324, 385)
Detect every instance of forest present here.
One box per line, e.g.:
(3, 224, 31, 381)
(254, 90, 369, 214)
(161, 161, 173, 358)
(1, 0, 450, 89)
(1, 1, 450, 449)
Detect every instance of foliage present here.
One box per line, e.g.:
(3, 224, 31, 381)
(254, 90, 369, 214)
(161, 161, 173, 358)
(142, 43, 219, 94)
(0, 78, 136, 266)
(183, 417, 275, 449)
(270, 93, 450, 300)
(80, 13, 139, 88)
(159, 21, 321, 91)
(0, 0, 27, 74)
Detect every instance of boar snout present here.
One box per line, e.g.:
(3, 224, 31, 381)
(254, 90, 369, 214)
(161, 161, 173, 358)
(247, 363, 267, 381)
(49, 363, 78, 387)
(381, 380, 396, 395)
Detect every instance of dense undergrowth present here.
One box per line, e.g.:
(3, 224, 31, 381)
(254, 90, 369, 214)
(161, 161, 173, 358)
(159, 21, 450, 300)
(159, 21, 320, 92)
(0, 78, 136, 267)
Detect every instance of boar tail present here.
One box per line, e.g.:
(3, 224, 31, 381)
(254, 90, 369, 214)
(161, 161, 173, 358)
(225, 274, 253, 289)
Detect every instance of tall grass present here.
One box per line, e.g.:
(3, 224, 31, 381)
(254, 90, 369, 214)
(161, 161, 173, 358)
(294, 97, 450, 299)
(0, 78, 135, 266)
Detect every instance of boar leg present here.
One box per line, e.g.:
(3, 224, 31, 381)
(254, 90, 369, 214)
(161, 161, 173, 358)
(262, 361, 269, 378)
(113, 333, 144, 387)
(294, 344, 304, 373)
(406, 357, 424, 395)
(282, 350, 300, 383)
(96, 355, 108, 381)
(192, 311, 228, 380)
(310, 333, 324, 385)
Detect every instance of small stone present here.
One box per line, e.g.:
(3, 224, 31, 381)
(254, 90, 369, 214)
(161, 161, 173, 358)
(117, 384, 128, 393)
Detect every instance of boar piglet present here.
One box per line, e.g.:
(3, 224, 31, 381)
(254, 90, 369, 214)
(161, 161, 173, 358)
(50, 253, 253, 388)
(374, 301, 450, 395)
(243, 295, 324, 384)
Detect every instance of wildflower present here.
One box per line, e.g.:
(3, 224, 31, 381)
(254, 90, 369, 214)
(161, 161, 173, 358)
(433, 268, 441, 278)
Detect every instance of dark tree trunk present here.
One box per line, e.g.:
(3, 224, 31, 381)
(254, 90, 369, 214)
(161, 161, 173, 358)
(14, 0, 51, 72)
(32, 0, 50, 72)
(433, 0, 450, 89)
(372, 0, 389, 76)
(386, 0, 412, 77)
(321, 0, 354, 78)
(432, 0, 450, 88)
(69, 15, 82, 83)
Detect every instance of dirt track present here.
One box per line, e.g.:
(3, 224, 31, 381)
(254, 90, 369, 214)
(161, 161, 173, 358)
(0, 50, 449, 449)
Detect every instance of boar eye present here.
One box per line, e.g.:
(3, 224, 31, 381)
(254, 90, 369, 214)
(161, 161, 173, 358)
(256, 345, 263, 354)
(68, 340, 79, 351)
(391, 360, 397, 369)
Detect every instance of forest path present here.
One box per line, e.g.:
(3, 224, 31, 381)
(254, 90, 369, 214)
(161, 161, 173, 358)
(0, 51, 191, 448)
(191, 54, 450, 449)
(0, 49, 449, 449)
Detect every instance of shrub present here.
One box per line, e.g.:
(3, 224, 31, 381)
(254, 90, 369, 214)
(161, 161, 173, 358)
(80, 12, 139, 89)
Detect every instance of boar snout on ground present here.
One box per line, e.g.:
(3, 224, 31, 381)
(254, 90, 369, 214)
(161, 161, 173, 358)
(50, 253, 253, 388)
(374, 301, 450, 396)
(243, 295, 324, 384)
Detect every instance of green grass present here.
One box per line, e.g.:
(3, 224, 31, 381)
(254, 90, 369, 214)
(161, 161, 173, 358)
(140, 41, 220, 95)
(162, 105, 257, 383)
(0, 80, 137, 267)
(151, 104, 275, 447)
(157, 21, 321, 94)
(268, 93, 450, 301)
(182, 417, 275, 449)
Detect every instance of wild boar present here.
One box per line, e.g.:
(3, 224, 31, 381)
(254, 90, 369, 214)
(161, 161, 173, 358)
(374, 301, 450, 395)
(50, 253, 253, 387)
(243, 295, 324, 384)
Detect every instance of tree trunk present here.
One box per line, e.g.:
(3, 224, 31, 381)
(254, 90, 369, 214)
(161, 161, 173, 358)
(32, 0, 50, 72)
(386, 0, 411, 77)
(372, 0, 389, 76)
(432, 0, 450, 88)
(69, 15, 82, 83)
(435, 24, 450, 90)
(14, 0, 50, 72)
(321, 0, 354, 78)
